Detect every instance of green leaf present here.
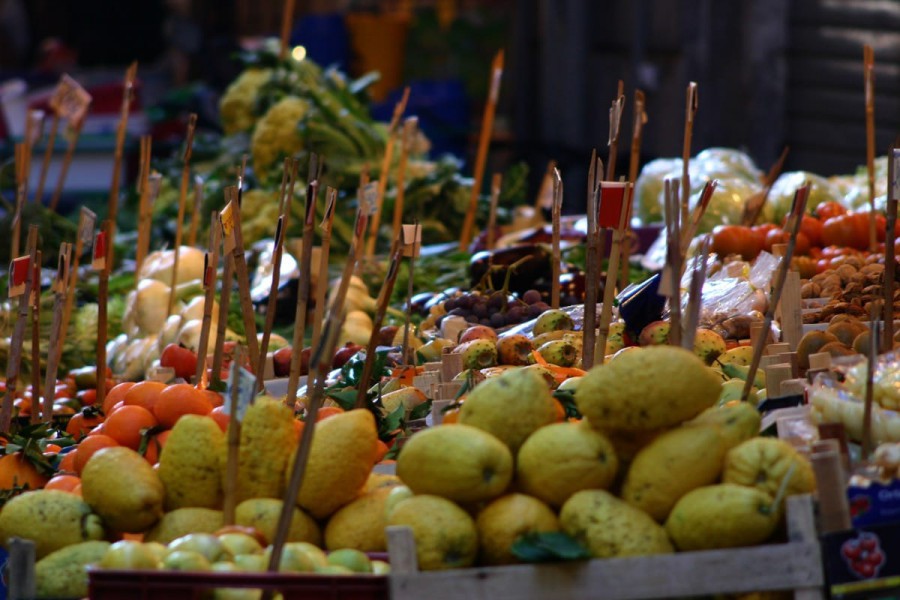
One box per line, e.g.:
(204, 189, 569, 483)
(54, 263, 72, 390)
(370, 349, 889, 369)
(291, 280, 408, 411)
(552, 389, 582, 420)
(380, 404, 405, 435)
(326, 388, 358, 412)
(408, 399, 433, 421)
(511, 532, 591, 563)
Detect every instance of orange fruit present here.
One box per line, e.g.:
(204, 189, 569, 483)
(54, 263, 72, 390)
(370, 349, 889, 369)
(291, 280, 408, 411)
(74, 435, 119, 474)
(58, 450, 77, 473)
(442, 408, 461, 424)
(123, 381, 167, 413)
(200, 389, 224, 408)
(553, 398, 566, 422)
(45, 474, 81, 493)
(0, 453, 49, 489)
(316, 406, 344, 422)
(71, 483, 82, 497)
(142, 429, 171, 465)
(209, 406, 229, 433)
(153, 384, 213, 429)
(104, 405, 158, 450)
(103, 382, 135, 414)
(13, 397, 31, 416)
(66, 409, 105, 439)
(292, 418, 304, 441)
(374, 439, 390, 463)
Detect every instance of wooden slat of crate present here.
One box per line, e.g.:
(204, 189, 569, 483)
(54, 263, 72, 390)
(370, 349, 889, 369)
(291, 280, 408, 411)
(389, 496, 824, 600)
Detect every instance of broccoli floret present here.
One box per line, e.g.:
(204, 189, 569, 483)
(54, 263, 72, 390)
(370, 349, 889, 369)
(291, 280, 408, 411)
(250, 96, 309, 182)
(219, 68, 273, 135)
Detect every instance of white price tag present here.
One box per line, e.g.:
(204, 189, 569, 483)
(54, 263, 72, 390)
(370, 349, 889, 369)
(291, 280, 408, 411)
(223, 361, 257, 423)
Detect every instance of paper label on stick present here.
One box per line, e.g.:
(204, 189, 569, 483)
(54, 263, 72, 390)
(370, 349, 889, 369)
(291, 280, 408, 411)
(53, 245, 70, 293)
(91, 231, 107, 271)
(203, 252, 214, 290)
(220, 202, 236, 254)
(222, 361, 256, 423)
(78, 208, 96, 244)
(321, 189, 336, 230)
(8, 256, 31, 298)
(598, 182, 628, 229)
(26, 110, 45, 146)
(362, 182, 378, 216)
(401, 224, 422, 258)
(50, 74, 92, 124)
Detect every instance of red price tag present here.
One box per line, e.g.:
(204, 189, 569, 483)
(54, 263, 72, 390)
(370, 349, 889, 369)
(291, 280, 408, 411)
(8, 256, 31, 298)
(598, 182, 628, 230)
(91, 231, 107, 271)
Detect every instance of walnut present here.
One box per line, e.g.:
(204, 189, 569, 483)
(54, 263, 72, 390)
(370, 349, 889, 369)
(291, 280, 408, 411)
(800, 282, 822, 298)
(836, 264, 858, 284)
(844, 282, 865, 297)
(861, 263, 885, 276)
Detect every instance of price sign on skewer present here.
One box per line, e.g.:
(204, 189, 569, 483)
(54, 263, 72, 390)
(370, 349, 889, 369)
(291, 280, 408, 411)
(8, 256, 31, 298)
(223, 360, 257, 423)
(49, 74, 92, 125)
(220, 201, 236, 254)
(91, 230, 107, 272)
(401, 224, 422, 258)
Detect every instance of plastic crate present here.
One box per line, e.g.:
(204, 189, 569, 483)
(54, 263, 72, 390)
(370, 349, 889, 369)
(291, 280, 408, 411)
(89, 570, 388, 600)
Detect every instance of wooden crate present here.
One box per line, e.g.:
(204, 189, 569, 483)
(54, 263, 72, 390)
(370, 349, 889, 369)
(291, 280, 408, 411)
(387, 495, 824, 600)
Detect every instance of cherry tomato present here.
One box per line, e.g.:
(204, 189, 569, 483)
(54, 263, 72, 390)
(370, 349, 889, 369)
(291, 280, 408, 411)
(815, 201, 847, 221)
(159, 344, 198, 381)
(822, 213, 869, 250)
(711, 225, 761, 260)
(784, 214, 823, 247)
(764, 229, 811, 255)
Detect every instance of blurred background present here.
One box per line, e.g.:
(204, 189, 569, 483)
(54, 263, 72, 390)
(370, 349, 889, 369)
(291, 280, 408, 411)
(0, 0, 897, 212)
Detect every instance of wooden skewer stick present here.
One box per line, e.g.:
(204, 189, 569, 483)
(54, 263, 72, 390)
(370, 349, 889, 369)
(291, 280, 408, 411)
(862, 304, 880, 460)
(222, 345, 243, 525)
(211, 255, 234, 385)
(107, 62, 138, 253)
(35, 112, 59, 203)
(95, 221, 112, 410)
(885, 146, 899, 352)
(581, 151, 604, 369)
(595, 183, 632, 363)
(620, 89, 647, 290)
(49, 112, 89, 212)
(29, 251, 42, 424)
(134, 135, 153, 275)
(741, 146, 790, 227)
(864, 45, 877, 253)
(680, 179, 717, 256)
(311, 187, 337, 351)
(401, 221, 421, 366)
(195, 211, 221, 383)
(286, 156, 323, 403)
(606, 81, 625, 181)
(459, 49, 504, 252)
(167, 113, 198, 317)
(741, 184, 810, 403)
(1, 227, 39, 432)
(279, 0, 296, 61)
(391, 117, 418, 244)
(681, 235, 712, 351)
(680, 82, 699, 228)
(59, 207, 95, 354)
(23, 110, 44, 203)
(486, 173, 502, 251)
(43, 242, 71, 422)
(228, 188, 261, 374)
(11, 143, 26, 259)
(664, 179, 683, 348)
(366, 87, 410, 258)
(532, 161, 557, 224)
(188, 176, 203, 248)
(550, 168, 563, 309)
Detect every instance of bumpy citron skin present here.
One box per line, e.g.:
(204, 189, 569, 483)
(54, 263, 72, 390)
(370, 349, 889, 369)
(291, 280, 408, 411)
(235, 498, 321, 546)
(459, 367, 558, 453)
(35, 541, 110, 598)
(516, 421, 618, 508)
(144, 508, 224, 544)
(666, 483, 778, 551)
(387, 495, 478, 571)
(723, 437, 816, 497)
(576, 346, 721, 432)
(324, 487, 394, 552)
(159, 415, 225, 510)
(294, 408, 378, 519)
(685, 402, 761, 448)
(228, 396, 297, 504)
(475, 494, 559, 565)
(0, 490, 105, 558)
(397, 424, 513, 503)
(81, 446, 165, 533)
(561, 490, 673, 558)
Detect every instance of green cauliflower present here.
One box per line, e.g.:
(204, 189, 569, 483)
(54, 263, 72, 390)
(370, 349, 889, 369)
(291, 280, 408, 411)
(219, 68, 273, 135)
(251, 96, 309, 182)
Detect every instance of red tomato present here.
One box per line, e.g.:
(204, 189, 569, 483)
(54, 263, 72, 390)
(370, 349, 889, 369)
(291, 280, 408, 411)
(797, 215, 824, 247)
(822, 213, 874, 250)
(815, 201, 847, 221)
(159, 344, 198, 381)
(750, 224, 777, 249)
(764, 229, 811, 255)
(711, 225, 761, 260)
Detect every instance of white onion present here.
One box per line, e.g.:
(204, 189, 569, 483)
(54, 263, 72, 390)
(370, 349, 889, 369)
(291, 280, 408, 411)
(139, 246, 206, 285)
(134, 279, 172, 335)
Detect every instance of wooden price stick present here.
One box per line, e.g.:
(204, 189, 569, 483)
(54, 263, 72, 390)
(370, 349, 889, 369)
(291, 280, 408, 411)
(11, 143, 26, 259)
(459, 49, 504, 252)
(581, 151, 604, 369)
(188, 176, 203, 248)
(23, 110, 44, 202)
(222, 345, 243, 525)
(49, 79, 92, 212)
(167, 113, 199, 317)
(93, 221, 111, 410)
(681, 82, 699, 227)
(356, 240, 404, 408)
(107, 62, 138, 250)
(532, 161, 557, 224)
(49, 117, 87, 212)
(29, 251, 42, 424)
(681, 235, 712, 351)
(366, 87, 410, 258)
(211, 256, 234, 385)
(195, 211, 221, 383)
(741, 184, 810, 403)
(606, 81, 625, 181)
(862, 304, 880, 459)
(286, 156, 323, 403)
(311, 186, 337, 351)
(278, 0, 296, 60)
(680, 179, 717, 255)
(35, 114, 58, 204)
(391, 117, 418, 244)
(1, 228, 39, 432)
(864, 45, 877, 253)
(43, 243, 71, 422)
(594, 182, 632, 364)
(134, 137, 154, 275)
(662, 179, 683, 347)
(401, 222, 421, 366)
(227, 187, 261, 374)
(885, 147, 899, 351)
(550, 168, 563, 309)
(59, 207, 95, 353)
(620, 89, 648, 290)
(741, 146, 789, 227)
(486, 173, 502, 251)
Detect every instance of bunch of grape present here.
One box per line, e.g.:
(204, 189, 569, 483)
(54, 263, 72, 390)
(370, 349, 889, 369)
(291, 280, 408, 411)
(438, 289, 551, 329)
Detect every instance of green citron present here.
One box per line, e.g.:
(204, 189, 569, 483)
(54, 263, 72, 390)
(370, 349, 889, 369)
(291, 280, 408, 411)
(516, 421, 618, 508)
(35, 541, 110, 598)
(0, 490, 105, 559)
(145, 508, 224, 544)
(723, 437, 816, 498)
(459, 366, 558, 453)
(235, 498, 321, 546)
(561, 490, 673, 558)
(81, 447, 165, 533)
(666, 484, 779, 551)
(686, 402, 761, 448)
(387, 495, 478, 570)
(475, 494, 559, 565)
(621, 425, 728, 521)
(160, 415, 226, 510)
(397, 424, 513, 503)
(324, 487, 394, 552)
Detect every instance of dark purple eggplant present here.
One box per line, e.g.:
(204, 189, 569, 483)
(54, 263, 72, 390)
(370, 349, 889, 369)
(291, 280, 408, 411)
(469, 245, 553, 294)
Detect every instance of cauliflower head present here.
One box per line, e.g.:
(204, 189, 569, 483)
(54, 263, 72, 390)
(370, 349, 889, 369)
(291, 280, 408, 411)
(219, 68, 272, 135)
(239, 189, 281, 244)
(251, 96, 309, 182)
